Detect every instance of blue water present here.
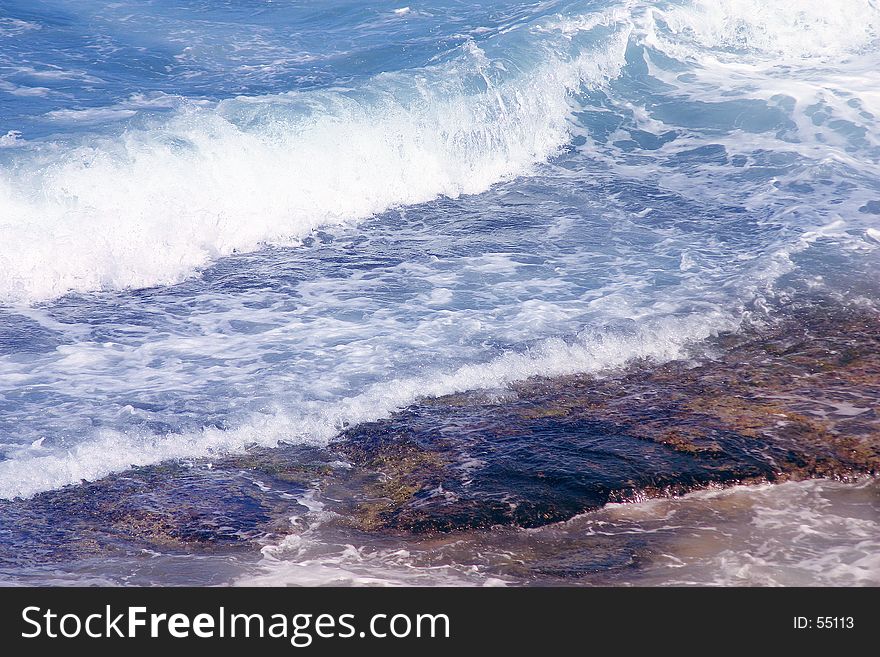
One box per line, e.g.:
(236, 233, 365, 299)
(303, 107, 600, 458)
(1, 0, 880, 584)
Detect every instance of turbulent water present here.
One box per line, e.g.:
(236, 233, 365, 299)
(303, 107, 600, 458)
(1, 0, 879, 585)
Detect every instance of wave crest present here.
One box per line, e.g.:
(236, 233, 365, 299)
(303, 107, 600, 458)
(0, 33, 627, 304)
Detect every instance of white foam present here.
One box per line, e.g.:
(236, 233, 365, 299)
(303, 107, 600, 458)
(652, 0, 880, 60)
(0, 79, 50, 97)
(0, 310, 728, 499)
(0, 130, 24, 148)
(43, 108, 139, 123)
(0, 35, 627, 304)
(542, 0, 880, 61)
(640, 478, 880, 586)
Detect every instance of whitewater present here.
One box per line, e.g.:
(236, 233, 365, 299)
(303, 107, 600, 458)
(0, 0, 879, 586)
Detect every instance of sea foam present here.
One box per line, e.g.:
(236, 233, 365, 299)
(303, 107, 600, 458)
(0, 33, 627, 304)
(653, 0, 880, 59)
(0, 310, 726, 499)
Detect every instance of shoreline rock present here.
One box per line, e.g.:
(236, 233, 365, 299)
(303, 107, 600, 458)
(1, 301, 877, 565)
(329, 301, 880, 531)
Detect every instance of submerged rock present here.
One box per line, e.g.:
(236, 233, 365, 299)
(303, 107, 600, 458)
(0, 452, 316, 568)
(329, 302, 880, 532)
(1, 301, 877, 565)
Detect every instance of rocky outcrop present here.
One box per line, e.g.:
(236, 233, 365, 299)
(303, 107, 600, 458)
(329, 302, 880, 531)
(1, 301, 877, 565)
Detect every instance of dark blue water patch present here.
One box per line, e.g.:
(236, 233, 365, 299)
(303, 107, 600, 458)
(785, 181, 814, 194)
(627, 128, 679, 151)
(650, 98, 796, 135)
(0, 312, 66, 355)
(592, 175, 765, 244)
(43, 289, 212, 341)
(662, 143, 728, 167)
(860, 200, 880, 214)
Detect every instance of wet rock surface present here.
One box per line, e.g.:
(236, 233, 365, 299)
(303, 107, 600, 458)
(329, 302, 880, 532)
(1, 302, 877, 570)
(0, 449, 324, 570)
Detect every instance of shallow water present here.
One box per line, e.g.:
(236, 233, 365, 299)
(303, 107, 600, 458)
(239, 477, 880, 587)
(4, 473, 878, 586)
(1, 0, 879, 585)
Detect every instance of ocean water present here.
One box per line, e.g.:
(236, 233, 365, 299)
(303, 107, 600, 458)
(1, 0, 879, 585)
